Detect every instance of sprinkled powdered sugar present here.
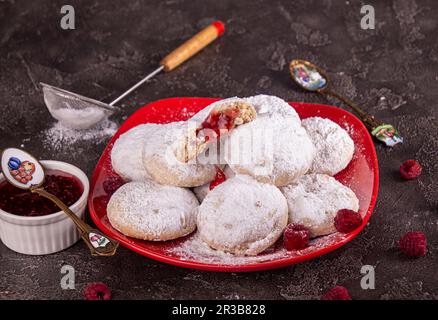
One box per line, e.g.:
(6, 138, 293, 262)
(281, 173, 359, 237)
(168, 232, 347, 265)
(107, 180, 199, 241)
(43, 118, 117, 151)
(197, 175, 288, 256)
(302, 117, 354, 176)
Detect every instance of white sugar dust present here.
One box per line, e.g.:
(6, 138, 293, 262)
(42, 118, 118, 151)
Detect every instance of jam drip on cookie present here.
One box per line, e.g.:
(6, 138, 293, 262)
(196, 101, 256, 142)
(176, 101, 256, 164)
(209, 167, 226, 190)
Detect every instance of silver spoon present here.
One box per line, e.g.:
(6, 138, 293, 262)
(290, 59, 403, 147)
(0, 148, 119, 256)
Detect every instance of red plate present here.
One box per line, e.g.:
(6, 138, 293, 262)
(88, 98, 379, 272)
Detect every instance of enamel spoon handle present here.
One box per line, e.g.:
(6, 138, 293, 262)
(323, 89, 381, 129)
(31, 187, 119, 256)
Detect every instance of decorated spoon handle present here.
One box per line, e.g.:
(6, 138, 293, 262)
(323, 89, 380, 128)
(323, 89, 403, 147)
(31, 187, 119, 256)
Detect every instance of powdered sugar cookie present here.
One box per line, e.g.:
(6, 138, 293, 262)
(243, 94, 301, 125)
(111, 123, 159, 181)
(197, 175, 288, 256)
(302, 117, 354, 176)
(193, 166, 235, 202)
(107, 180, 199, 241)
(281, 174, 359, 237)
(224, 117, 316, 186)
(143, 121, 218, 187)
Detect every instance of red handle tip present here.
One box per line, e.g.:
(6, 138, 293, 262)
(212, 21, 225, 37)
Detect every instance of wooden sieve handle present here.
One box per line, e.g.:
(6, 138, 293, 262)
(160, 21, 225, 72)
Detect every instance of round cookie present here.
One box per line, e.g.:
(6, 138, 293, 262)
(243, 94, 301, 125)
(197, 175, 288, 256)
(302, 117, 354, 176)
(224, 117, 316, 186)
(111, 123, 159, 181)
(143, 121, 217, 187)
(107, 180, 199, 241)
(193, 165, 235, 202)
(281, 174, 360, 237)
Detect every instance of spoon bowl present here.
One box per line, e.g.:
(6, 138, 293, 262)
(290, 59, 328, 92)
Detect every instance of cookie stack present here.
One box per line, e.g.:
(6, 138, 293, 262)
(107, 95, 359, 256)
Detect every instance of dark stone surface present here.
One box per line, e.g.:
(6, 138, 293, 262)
(0, 0, 437, 300)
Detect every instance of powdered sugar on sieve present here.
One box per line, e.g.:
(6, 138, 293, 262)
(49, 107, 108, 130)
(168, 232, 347, 265)
(42, 118, 118, 151)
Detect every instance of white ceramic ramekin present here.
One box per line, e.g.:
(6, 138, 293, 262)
(0, 160, 89, 255)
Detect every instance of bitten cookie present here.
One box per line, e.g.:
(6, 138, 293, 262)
(197, 175, 288, 256)
(281, 174, 360, 237)
(143, 121, 217, 187)
(191, 94, 300, 126)
(111, 123, 159, 181)
(107, 180, 199, 241)
(302, 117, 354, 176)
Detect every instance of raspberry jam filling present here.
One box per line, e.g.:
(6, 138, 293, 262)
(0, 169, 83, 217)
(209, 167, 226, 190)
(196, 107, 240, 141)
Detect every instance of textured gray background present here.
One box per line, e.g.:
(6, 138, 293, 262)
(0, 0, 437, 300)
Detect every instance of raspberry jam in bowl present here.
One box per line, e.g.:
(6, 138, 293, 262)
(0, 170, 83, 217)
(0, 160, 89, 255)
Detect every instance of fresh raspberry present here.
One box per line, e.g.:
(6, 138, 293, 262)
(399, 160, 422, 180)
(209, 168, 226, 190)
(399, 231, 427, 258)
(321, 286, 351, 300)
(334, 209, 363, 233)
(83, 282, 111, 300)
(103, 176, 125, 195)
(283, 224, 310, 250)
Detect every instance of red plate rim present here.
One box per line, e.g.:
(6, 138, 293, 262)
(88, 97, 379, 272)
